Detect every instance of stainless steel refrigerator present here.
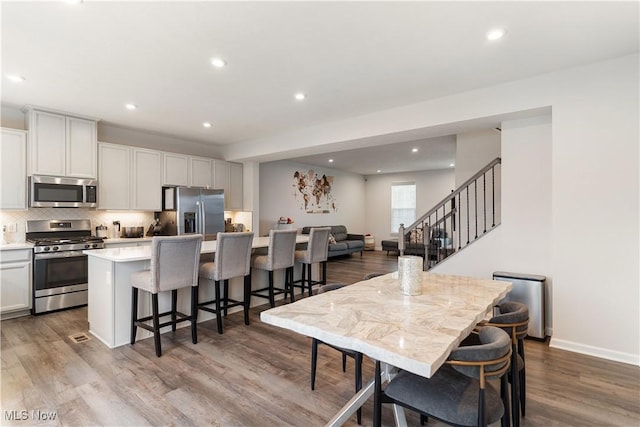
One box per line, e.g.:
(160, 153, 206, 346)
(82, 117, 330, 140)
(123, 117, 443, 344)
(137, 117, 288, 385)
(158, 187, 225, 241)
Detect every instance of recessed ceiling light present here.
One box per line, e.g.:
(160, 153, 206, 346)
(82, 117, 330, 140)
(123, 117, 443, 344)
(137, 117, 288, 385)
(294, 93, 306, 101)
(328, 159, 334, 163)
(211, 57, 227, 68)
(449, 163, 455, 167)
(203, 122, 212, 128)
(411, 148, 418, 153)
(376, 169, 382, 173)
(486, 28, 506, 41)
(6, 74, 25, 83)
(125, 103, 137, 110)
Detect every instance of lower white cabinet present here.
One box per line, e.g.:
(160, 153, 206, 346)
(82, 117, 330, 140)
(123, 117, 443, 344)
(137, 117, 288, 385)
(98, 142, 162, 210)
(0, 128, 27, 209)
(0, 249, 32, 318)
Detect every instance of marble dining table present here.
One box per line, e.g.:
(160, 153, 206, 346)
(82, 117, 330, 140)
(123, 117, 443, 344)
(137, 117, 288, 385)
(260, 271, 512, 426)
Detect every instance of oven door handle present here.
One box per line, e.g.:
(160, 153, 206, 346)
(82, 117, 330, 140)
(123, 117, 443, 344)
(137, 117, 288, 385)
(34, 250, 87, 260)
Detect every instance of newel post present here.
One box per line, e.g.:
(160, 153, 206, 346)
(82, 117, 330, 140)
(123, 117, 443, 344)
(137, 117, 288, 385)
(398, 223, 405, 256)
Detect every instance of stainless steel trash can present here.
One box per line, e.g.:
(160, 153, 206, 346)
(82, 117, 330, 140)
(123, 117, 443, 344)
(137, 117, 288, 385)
(493, 271, 547, 340)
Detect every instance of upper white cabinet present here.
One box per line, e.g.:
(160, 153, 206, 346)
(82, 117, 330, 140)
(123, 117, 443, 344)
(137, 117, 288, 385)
(26, 108, 97, 178)
(214, 160, 243, 210)
(98, 142, 130, 209)
(228, 162, 243, 210)
(0, 128, 27, 209)
(98, 142, 162, 211)
(190, 156, 212, 188)
(163, 152, 189, 186)
(131, 148, 162, 210)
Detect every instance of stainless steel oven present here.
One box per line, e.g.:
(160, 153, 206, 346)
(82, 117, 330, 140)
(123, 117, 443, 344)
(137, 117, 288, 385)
(26, 219, 104, 314)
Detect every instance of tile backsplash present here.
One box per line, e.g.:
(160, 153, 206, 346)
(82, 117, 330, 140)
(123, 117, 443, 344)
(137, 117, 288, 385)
(0, 208, 154, 243)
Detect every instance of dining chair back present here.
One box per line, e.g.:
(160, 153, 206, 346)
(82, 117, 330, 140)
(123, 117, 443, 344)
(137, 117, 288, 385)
(130, 234, 203, 357)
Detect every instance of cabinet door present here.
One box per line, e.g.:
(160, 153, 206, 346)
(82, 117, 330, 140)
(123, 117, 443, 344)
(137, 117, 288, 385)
(28, 110, 66, 176)
(132, 148, 162, 210)
(66, 116, 97, 178)
(190, 156, 212, 188)
(0, 257, 31, 314)
(213, 160, 229, 195)
(0, 128, 27, 209)
(163, 152, 189, 186)
(98, 142, 130, 209)
(228, 162, 243, 210)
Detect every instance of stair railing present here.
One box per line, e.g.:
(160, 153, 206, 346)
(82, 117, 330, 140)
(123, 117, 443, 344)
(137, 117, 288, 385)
(398, 157, 502, 269)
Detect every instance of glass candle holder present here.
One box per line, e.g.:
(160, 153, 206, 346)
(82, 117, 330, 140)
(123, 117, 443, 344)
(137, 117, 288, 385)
(398, 255, 423, 295)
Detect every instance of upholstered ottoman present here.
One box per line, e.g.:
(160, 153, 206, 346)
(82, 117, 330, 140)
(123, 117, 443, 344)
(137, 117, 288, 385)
(381, 239, 399, 255)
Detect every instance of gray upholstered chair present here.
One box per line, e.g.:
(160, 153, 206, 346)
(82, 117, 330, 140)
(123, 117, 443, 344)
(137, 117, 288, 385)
(310, 282, 363, 424)
(197, 232, 254, 334)
(130, 234, 203, 357)
(250, 229, 297, 308)
(374, 326, 512, 427)
(292, 227, 330, 299)
(479, 301, 529, 426)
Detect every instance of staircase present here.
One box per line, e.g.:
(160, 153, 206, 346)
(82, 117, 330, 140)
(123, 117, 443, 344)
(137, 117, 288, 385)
(398, 157, 502, 270)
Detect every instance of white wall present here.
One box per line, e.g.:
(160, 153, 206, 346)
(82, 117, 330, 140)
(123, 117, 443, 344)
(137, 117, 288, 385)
(233, 54, 639, 365)
(455, 129, 501, 185)
(258, 160, 366, 236)
(364, 169, 455, 249)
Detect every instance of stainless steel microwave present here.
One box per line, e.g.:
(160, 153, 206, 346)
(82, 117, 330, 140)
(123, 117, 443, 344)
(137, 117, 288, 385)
(29, 175, 97, 208)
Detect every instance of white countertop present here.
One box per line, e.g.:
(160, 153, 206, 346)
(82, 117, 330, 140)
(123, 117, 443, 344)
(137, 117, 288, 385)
(0, 242, 33, 251)
(102, 237, 153, 244)
(85, 235, 309, 262)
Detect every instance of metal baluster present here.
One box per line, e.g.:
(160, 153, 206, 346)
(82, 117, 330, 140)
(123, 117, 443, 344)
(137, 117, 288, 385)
(483, 172, 487, 234)
(492, 165, 496, 227)
(466, 187, 470, 245)
(457, 193, 462, 250)
(474, 179, 478, 239)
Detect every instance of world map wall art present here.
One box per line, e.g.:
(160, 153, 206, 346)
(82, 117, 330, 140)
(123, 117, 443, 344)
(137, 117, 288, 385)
(292, 169, 337, 213)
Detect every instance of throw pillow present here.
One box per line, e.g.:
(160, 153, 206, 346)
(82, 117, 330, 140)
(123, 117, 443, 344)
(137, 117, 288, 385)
(328, 234, 336, 244)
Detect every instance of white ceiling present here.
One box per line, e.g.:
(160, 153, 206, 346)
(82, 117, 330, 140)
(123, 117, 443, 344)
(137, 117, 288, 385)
(2, 1, 638, 174)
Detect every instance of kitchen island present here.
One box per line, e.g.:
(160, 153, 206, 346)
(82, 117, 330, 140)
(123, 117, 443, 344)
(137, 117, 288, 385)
(85, 235, 310, 348)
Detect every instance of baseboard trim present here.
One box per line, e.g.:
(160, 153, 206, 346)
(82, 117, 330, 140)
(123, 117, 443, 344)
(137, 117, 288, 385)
(549, 337, 640, 366)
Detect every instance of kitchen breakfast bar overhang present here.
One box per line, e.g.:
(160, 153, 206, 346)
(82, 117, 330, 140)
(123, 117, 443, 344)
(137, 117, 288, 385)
(84, 235, 310, 348)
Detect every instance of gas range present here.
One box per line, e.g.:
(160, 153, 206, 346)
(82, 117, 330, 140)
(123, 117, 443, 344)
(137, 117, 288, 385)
(26, 219, 105, 253)
(28, 236, 105, 253)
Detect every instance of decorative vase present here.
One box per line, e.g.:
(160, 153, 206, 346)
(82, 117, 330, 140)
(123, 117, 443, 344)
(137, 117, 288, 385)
(398, 255, 423, 295)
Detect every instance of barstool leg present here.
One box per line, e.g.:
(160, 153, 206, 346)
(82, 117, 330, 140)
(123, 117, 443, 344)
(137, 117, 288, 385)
(171, 289, 178, 332)
(215, 279, 223, 334)
(191, 285, 198, 344)
(243, 273, 251, 325)
(130, 287, 139, 345)
(311, 338, 319, 390)
(307, 264, 313, 297)
(223, 279, 229, 317)
(268, 270, 275, 307)
(152, 293, 161, 357)
(288, 267, 295, 303)
(321, 261, 327, 287)
(300, 266, 306, 297)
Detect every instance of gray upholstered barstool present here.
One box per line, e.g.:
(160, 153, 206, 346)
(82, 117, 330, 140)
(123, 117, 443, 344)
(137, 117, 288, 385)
(130, 234, 203, 357)
(291, 227, 331, 300)
(250, 229, 298, 308)
(197, 232, 254, 334)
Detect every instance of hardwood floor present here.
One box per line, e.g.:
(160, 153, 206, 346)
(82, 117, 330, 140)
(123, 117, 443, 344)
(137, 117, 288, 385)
(1, 251, 638, 426)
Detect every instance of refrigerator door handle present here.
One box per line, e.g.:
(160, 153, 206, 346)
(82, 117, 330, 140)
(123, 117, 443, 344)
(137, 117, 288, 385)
(195, 201, 201, 234)
(200, 201, 206, 235)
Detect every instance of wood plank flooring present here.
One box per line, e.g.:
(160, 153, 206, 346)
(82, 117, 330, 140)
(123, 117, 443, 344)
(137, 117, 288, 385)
(1, 251, 639, 426)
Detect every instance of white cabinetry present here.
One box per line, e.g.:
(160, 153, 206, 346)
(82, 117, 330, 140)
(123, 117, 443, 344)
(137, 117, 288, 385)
(98, 142, 130, 209)
(0, 249, 32, 318)
(214, 160, 243, 210)
(26, 109, 97, 178)
(0, 128, 27, 209)
(190, 156, 212, 188)
(163, 152, 189, 186)
(131, 148, 162, 210)
(98, 143, 161, 211)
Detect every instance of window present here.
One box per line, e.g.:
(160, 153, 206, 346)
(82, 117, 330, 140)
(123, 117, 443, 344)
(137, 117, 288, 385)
(391, 182, 416, 233)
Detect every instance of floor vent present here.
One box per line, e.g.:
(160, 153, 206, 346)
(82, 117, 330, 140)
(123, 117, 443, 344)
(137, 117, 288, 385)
(69, 333, 91, 344)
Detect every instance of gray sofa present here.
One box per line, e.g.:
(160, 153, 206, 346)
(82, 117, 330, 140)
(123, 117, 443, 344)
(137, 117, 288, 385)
(301, 225, 365, 258)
